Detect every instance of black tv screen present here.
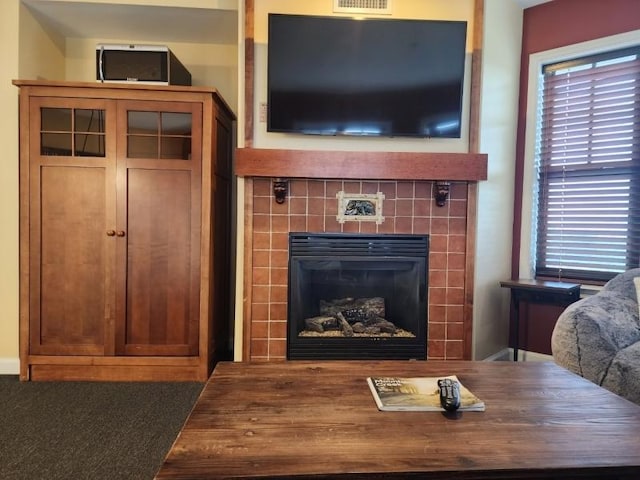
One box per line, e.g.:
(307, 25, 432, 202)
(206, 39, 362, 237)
(267, 14, 467, 138)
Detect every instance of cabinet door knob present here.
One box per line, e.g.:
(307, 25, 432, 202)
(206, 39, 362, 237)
(116, 230, 126, 237)
(106, 230, 116, 237)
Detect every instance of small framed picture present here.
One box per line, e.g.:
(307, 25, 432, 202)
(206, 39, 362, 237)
(336, 191, 385, 224)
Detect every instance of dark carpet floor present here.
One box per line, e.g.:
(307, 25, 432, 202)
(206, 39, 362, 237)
(0, 376, 204, 480)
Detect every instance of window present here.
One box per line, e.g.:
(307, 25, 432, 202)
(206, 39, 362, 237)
(533, 46, 640, 283)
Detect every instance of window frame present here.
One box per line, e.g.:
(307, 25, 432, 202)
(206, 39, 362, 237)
(520, 29, 640, 284)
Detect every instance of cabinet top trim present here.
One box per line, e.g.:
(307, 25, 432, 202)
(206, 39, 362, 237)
(12, 79, 236, 120)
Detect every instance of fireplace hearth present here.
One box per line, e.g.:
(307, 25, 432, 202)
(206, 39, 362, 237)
(288, 233, 428, 360)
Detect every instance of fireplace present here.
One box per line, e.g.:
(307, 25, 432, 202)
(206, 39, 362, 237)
(288, 233, 428, 360)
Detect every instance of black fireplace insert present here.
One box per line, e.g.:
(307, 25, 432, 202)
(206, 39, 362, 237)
(288, 233, 428, 360)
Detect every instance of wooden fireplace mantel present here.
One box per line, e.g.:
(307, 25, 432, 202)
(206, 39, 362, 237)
(235, 148, 488, 181)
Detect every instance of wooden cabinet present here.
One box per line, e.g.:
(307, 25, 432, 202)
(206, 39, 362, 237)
(14, 80, 235, 381)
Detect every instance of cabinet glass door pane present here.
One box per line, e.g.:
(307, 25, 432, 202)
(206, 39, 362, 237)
(128, 136, 159, 158)
(160, 137, 191, 159)
(127, 110, 192, 159)
(161, 112, 191, 136)
(74, 109, 106, 156)
(161, 112, 191, 159)
(41, 108, 72, 155)
(127, 111, 158, 158)
(41, 108, 71, 131)
(75, 109, 105, 132)
(128, 111, 158, 134)
(74, 134, 106, 157)
(41, 107, 105, 157)
(41, 133, 72, 156)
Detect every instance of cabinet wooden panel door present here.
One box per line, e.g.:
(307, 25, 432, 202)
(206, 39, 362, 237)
(28, 97, 117, 356)
(115, 100, 202, 356)
(27, 96, 203, 357)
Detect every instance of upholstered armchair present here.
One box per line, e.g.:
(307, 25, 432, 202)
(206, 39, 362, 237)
(551, 268, 640, 405)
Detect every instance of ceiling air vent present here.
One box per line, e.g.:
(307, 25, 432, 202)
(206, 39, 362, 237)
(333, 0, 392, 15)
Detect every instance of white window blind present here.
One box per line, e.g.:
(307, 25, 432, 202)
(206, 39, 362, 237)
(535, 46, 640, 282)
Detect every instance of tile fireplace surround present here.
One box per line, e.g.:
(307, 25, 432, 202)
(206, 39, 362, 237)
(237, 147, 488, 362)
(245, 177, 470, 361)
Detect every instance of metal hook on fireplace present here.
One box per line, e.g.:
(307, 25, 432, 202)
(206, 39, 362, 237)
(435, 181, 451, 207)
(273, 178, 288, 204)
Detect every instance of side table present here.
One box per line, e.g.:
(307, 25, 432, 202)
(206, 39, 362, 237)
(500, 279, 581, 361)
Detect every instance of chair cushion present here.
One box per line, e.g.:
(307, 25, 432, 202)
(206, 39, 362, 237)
(634, 277, 640, 319)
(604, 341, 640, 405)
(552, 270, 640, 404)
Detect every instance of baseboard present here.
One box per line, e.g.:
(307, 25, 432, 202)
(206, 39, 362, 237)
(483, 348, 553, 362)
(482, 348, 511, 361)
(517, 350, 553, 362)
(0, 357, 20, 375)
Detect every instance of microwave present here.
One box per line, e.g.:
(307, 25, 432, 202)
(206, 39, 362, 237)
(96, 44, 191, 86)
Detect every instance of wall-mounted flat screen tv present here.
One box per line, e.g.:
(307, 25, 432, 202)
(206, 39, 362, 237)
(267, 14, 467, 138)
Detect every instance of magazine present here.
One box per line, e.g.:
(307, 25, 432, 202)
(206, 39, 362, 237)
(367, 375, 485, 412)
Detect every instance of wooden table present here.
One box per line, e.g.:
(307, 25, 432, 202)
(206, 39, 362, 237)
(500, 279, 581, 360)
(155, 361, 640, 479)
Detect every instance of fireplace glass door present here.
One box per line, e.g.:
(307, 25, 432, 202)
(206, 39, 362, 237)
(288, 233, 428, 360)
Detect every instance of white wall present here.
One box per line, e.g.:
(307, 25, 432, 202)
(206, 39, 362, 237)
(473, 0, 523, 359)
(0, 0, 21, 373)
(19, 2, 66, 79)
(0, 0, 67, 373)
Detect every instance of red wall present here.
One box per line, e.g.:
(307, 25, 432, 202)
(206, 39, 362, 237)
(512, 0, 640, 276)
(522, 0, 640, 55)
(510, 0, 640, 354)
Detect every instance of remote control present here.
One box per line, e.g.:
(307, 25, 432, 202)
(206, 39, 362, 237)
(437, 378, 461, 412)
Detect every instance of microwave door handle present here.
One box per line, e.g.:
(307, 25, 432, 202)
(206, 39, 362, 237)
(98, 46, 105, 82)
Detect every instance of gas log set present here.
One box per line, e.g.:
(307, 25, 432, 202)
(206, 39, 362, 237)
(299, 297, 416, 338)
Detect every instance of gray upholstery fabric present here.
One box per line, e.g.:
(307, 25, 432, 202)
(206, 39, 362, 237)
(551, 268, 640, 404)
